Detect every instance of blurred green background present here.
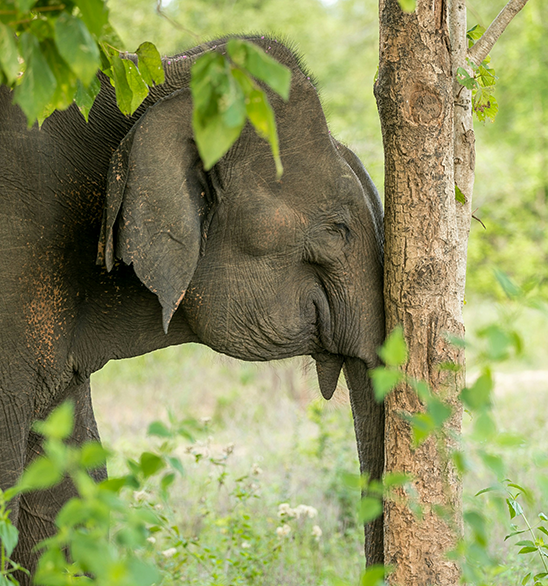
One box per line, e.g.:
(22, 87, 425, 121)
(90, 1, 548, 583)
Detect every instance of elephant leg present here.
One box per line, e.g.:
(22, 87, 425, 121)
(12, 379, 106, 585)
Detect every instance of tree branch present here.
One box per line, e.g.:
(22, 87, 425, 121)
(468, 0, 531, 67)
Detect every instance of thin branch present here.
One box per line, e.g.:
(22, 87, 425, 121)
(468, 0, 531, 67)
(155, 0, 200, 41)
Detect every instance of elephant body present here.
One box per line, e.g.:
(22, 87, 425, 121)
(0, 37, 384, 580)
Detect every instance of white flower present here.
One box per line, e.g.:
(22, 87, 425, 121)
(133, 490, 149, 502)
(311, 525, 322, 541)
(294, 504, 317, 519)
(223, 442, 235, 455)
(251, 463, 263, 476)
(146, 536, 156, 544)
(276, 525, 292, 538)
(201, 416, 211, 425)
(241, 541, 251, 549)
(161, 547, 177, 558)
(154, 503, 164, 511)
(277, 503, 292, 517)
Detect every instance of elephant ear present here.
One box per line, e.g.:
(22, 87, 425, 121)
(97, 88, 207, 333)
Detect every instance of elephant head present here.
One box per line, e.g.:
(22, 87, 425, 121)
(97, 39, 385, 561)
(98, 41, 384, 388)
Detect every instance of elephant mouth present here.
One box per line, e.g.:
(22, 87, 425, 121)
(312, 351, 345, 400)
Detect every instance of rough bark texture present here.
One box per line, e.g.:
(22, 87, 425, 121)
(375, 0, 465, 583)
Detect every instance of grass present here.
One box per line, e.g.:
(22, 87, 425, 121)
(88, 299, 548, 584)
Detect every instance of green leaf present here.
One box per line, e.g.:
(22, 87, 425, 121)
(17, 457, 63, 492)
(54, 13, 100, 86)
(477, 63, 497, 88)
(75, 76, 101, 121)
(361, 565, 386, 586)
(409, 412, 436, 446)
(136, 42, 164, 86)
(479, 452, 505, 479)
(473, 85, 498, 122)
(383, 472, 411, 489)
(16, 0, 35, 11)
(128, 558, 162, 586)
(426, 396, 452, 427)
(378, 326, 408, 367)
(472, 411, 497, 441)
(0, 23, 20, 85)
(14, 33, 57, 124)
(519, 546, 538, 554)
(139, 452, 165, 478)
(80, 442, 109, 469)
(0, 520, 19, 558)
(34, 402, 74, 440)
(358, 496, 383, 524)
(507, 497, 523, 519)
(147, 421, 171, 438)
(191, 52, 247, 169)
(110, 53, 134, 115)
(522, 572, 532, 585)
(494, 269, 521, 299)
(243, 85, 282, 177)
(455, 184, 466, 205)
(456, 67, 477, 90)
(74, 0, 109, 37)
(370, 368, 403, 401)
(467, 24, 486, 44)
(160, 472, 175, 492)
(397, 0, 416, 12)
(167, 456, 184, 476)
(460, 369, 493, 411)
(123, 58, 148, 112)
(464, 510, 487, 546)
(227, 39, 291, 101)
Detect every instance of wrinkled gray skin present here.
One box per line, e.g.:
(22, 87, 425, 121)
(0, 37, 384, 581)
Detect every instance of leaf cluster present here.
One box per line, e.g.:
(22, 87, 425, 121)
(456, 25, 499, 123)
(0, 0, 164, 123)
(190, 39, 291, 176)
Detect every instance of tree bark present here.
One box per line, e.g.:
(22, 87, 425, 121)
(375, 0, 465, 583)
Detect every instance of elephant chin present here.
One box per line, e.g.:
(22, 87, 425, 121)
(312, 352, 345, 400)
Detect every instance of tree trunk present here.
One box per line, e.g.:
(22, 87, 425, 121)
(375, 0, 466, 583)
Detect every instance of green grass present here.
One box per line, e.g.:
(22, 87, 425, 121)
(89, 299, 548, 584)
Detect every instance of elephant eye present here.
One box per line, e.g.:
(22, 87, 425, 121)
(332, 222, 351, 243)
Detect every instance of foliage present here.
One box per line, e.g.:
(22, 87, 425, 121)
(456, 25, 499, 123)
(191, 38, 290, 176)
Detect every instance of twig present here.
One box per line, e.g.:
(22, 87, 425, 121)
(472, 209, 486, 230)
(155, 0, 200, 41)
(468, 0, 531, 67)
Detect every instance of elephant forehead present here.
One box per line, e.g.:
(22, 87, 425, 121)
(232, 196, 304, 257)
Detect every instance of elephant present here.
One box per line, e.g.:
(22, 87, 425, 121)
(0, 36, 385, 581)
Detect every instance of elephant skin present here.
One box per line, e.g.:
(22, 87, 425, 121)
(0, 36, 385, 580)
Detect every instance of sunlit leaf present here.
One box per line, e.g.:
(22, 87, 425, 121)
(123, 58, 148, 112)
(33, 402, 74, 440)
(136, 41, 165, 86)
(0, 23, 20, 85)
(110, 53, 134, 115)
(148, 421, 171, 438)
(227, 39, 291, 100)
(75, 76, 101, 121)
(361, 564, 386, 586)
(139, 452, 165, 478)
(358, 496, 383, 524)
(54, 13, 100, 86)
(378, 326, 408, 367)
(460, 368, 493, 411)
(370, 367, 403, 401)
(17, 457, 63, 492)
(0, 520, 19, 558)
(397, 0, 416, 12)
(455, 184, 466, 204)
(75, 0, 109, 37)
(14, 33, 57, 124)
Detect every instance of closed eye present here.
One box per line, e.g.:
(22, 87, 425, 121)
(332, 222, 351, 243)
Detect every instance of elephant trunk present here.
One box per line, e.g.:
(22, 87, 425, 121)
(343, 357, 385, 567)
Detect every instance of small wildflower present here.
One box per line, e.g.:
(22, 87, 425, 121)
(147, 536, 156, 544)
(251, 463, 263, 476)
(311, 525, 322, 541)
(154, 503, 164, 511)
(133, 490, 149, 502)
(278, 503, 291, 517)
(224, 442, 235, 455)
(241, 541, 251, 549)
(276, 524, 291, 538)
(201, 416, 211, 425)
(161, 547, 177, 558)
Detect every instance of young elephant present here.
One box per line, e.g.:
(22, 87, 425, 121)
(0, 36, 384, 580)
